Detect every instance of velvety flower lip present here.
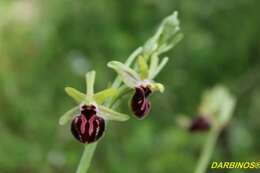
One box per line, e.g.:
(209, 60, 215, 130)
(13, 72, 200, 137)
(80, 104, 97, 119)
(131, 86, 151, 119)
(189, 116, 211, 132)
(71, 104, 105, 144)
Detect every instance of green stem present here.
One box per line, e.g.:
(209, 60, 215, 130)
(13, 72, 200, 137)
(194, 127, 220, 173)
(108, 86, 132, 107)
(76, 143, 97, 173)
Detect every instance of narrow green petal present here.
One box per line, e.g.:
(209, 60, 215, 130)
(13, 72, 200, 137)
(65, 87, 86, 103)
(59, 106, 79, 125)
(151, 57, 169, 79)
(148, 54, 159, 79)
(143, 27, 162, 55)
(86, 71, 96, 96)
(138, 56, 149, 79)
(107, 61, 140, 88)
(98, 105, 130, 121)
(150, 83, 165, 93)
(157, 43, 172, 55)
(94, 88, 118, 104)
(125, 47, 143, 66)
(158, 33, 184, 54)
(170, 32, 184, 48)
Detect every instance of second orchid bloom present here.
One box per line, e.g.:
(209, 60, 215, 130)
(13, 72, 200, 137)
(108, 55, 168, 119)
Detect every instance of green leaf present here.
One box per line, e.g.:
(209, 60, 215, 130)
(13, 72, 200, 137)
(59, 106, 79, 125)
(98, 105, 130, 121)
(94, 88, 118, 104)
(65, 87, 86, 103)
(107, 61, 140, 88)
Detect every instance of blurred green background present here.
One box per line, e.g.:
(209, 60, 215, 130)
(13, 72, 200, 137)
(0, 0, 259, 173)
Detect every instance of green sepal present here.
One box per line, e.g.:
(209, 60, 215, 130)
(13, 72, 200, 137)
(86, 71, 96, 96)
(107, 61, 140, 88)
(59, 106, 79, 125)
(94, 88, 118, 104)
(65, 87, 86, 103)
(98, 105, 130, 121)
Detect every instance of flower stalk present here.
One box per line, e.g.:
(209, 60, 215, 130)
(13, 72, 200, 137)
(194, 127, 220, 173)
(76, 143, 97, 173)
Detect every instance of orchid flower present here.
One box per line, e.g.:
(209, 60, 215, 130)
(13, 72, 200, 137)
(107, 55, 167, 119)
(59, 71, 129, 143)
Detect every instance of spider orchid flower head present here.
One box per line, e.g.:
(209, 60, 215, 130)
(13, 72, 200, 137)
(107, 58, 166, 119)
(59, 71, 129, 144)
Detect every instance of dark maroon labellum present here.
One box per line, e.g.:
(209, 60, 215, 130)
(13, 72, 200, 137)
(71, 105, 105, 143)
(131, 86, 152, 119)
(189, 116, 211, 132)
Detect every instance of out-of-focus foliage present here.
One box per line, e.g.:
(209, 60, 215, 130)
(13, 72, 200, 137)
(0, 0, 259, 173)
